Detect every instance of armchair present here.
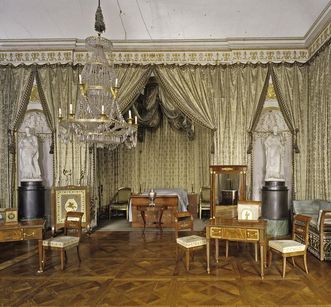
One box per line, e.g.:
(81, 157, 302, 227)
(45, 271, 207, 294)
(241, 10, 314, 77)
(109, 187, 132, 220)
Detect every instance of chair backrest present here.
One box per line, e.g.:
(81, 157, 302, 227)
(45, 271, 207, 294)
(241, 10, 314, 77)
(292, 214, 312, 246)
(174, 211, 193, 239)
(115, 187, 132, 203)
(64, 211, 84, 238)
(200, 186, 210, 203)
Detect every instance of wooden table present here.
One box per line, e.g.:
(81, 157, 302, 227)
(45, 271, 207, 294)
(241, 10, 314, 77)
(206, 217, 267, 279)
(0, 220, 45, 271)
(131, 195, 178, 228)
(136, 205, 168, 232)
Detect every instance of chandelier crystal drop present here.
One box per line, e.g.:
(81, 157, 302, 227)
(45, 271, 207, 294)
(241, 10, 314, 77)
(58, 1, 137, 149)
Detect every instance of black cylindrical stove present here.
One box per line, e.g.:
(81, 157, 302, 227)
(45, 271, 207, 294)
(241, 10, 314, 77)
(262, 181, 288, 220)
(18, 181, 45, 220)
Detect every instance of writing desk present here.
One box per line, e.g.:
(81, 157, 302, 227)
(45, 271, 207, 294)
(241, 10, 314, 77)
(0, 220, 45, 271)
(206, 217, 267, 279)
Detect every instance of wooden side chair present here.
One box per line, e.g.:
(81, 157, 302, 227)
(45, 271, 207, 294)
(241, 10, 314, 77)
(40, 211, 84, 271)
(199, 186, 211, 219)
(109, 187, 132, 220)
(175, 211, 206, 270)
(268, 214, 311, 278)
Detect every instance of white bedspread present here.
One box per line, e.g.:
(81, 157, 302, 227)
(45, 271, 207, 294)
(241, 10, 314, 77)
(128, 188, 188, 222)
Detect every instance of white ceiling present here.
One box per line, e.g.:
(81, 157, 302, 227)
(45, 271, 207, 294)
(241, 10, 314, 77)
(0, 0, 330, 45)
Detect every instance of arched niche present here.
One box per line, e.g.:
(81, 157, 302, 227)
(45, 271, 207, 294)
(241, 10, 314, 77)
(252, 102, 293, 207)
(17, 99, 53, 224)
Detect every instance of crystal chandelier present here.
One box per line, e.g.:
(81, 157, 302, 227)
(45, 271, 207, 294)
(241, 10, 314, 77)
(58, 0, 137, 149)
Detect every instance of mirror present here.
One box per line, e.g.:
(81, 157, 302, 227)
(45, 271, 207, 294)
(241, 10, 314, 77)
(210, 165, 247, 218)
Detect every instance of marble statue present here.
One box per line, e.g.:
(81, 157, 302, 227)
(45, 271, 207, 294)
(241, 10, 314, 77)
(19, 127, 41, 181)
(264, 126, 285, 181)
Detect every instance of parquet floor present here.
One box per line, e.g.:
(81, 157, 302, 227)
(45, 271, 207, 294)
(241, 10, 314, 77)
(0, 224, 331, 306)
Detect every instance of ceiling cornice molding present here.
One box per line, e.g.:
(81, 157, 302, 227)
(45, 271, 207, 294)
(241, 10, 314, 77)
(0, 14, 330, 65)
(305, 2, 331, 47)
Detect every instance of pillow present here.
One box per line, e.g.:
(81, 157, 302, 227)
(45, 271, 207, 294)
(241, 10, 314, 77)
(319, 200, 331, 210)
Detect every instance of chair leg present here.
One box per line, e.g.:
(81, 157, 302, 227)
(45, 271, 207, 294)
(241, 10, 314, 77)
(320, 234, 324, 261)
(282, 256, 287, 278)
(303, 253, 309, 274)
(77, 245, 81, 263)
(60, 249, 65, 270)
(268, 248, 272, 267)
(185, 249, 190, 270)
(65, 251, 68, 263)
(225, 240, 229, 258)
(42, 247, 46, 270)
(292, 257, 296, 267)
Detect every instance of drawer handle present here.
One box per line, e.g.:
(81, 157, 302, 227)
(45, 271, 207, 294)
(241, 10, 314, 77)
(23, 231, 35, 237)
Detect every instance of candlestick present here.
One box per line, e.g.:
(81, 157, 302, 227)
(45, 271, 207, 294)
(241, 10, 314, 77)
(129, 110, 132, 118)
(69, 104, 73, 114)
(101, 105, 105, 114)
(115, 78, 118, 87)
(134, 116, 138, 125)
(79, 74, 82, 84)
(58, 107, 62, 117)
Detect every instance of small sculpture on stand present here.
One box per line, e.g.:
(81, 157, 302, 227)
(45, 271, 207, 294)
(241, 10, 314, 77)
(148, 189, 156, 207)
(18, 126, 44, 221)
(19, 127, 42, 181)
(264, 126, 285, 182)
(262, 125, 288, 236)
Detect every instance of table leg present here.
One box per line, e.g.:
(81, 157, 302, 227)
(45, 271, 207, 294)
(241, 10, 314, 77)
(207, 238, 210, 274)
(158, 208, 164, 231)
(215, 238, 219, 263)
(37, 239, 43, 273)
(140, 210, 146, 233)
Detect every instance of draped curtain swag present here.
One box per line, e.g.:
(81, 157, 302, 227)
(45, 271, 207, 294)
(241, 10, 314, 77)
(154, 65, 217, 131)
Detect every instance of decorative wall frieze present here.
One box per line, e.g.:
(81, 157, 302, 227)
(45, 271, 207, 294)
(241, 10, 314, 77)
(0, 48, 309, 66)
(308, 21, 331, 58)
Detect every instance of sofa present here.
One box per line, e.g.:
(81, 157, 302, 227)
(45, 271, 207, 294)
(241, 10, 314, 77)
(293, 200, 331, 261)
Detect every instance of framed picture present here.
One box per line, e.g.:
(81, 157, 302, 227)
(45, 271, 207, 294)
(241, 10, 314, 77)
(5, 208, 18, 224)
(237, 200, 261, 221)
(52, 186, 90, 233)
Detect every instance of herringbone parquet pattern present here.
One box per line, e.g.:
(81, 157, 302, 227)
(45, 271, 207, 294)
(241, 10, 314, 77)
(0, 226, 331, 306)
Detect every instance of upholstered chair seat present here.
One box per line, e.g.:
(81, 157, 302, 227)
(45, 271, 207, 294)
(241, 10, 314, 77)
(42, 236, 80, 249)
(269, 240, 306, 253)
(177, 235, 207, 249)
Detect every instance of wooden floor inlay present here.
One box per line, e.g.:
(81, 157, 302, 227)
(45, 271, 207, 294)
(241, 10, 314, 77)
(0, 225, 331, 306)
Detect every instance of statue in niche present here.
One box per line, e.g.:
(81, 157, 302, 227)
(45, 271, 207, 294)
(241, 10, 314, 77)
(264, 126, 285, 182)
(19, 127, 41, 181)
